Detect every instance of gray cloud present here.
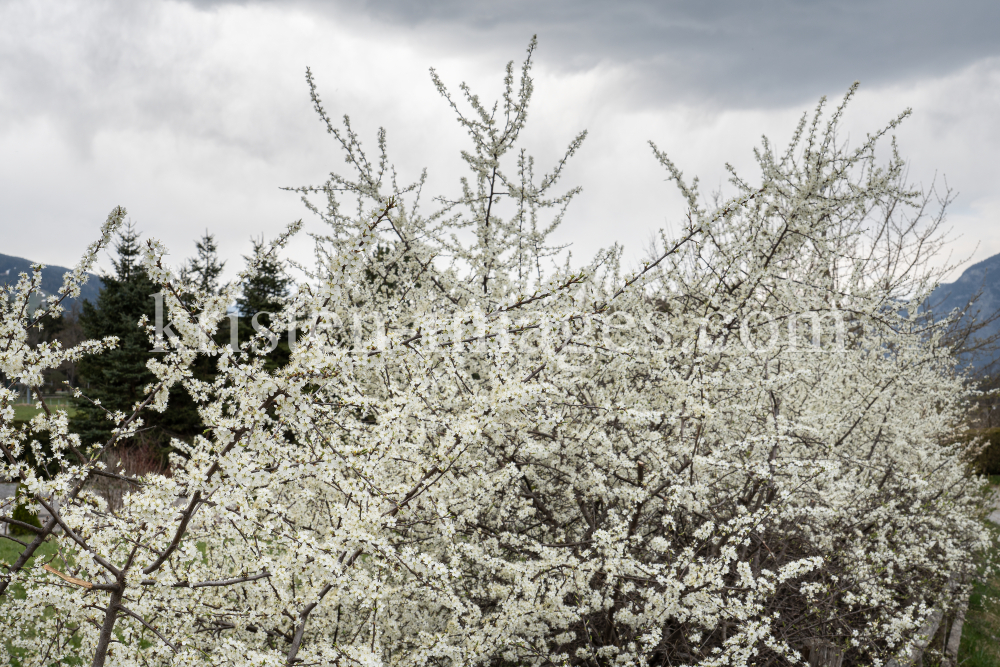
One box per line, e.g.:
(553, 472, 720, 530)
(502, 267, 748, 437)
(179, 0, 1000, 107)
(0, 0, 997, 281)
(0, 2, 310, 163)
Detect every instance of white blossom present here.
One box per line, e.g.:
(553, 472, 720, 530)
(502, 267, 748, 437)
(0, 43, 992, 667)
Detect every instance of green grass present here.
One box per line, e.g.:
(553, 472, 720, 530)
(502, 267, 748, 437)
(0, 537, 59, 577)
(13, 404, 37, 421)
(12, 402, 77, 422)
(961, 578, 1000, 667)
(959, 480, 1000, 667)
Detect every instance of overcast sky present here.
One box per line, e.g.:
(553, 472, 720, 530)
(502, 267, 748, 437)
(1, 0, 998, 281)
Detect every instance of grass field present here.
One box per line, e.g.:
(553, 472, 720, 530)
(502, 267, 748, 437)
(959, 478, 1000, 667)
(0, 536, 59, 574)
(12, 402, 77, 422)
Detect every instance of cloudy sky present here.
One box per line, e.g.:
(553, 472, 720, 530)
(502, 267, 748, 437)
(1, 0, 998, 281)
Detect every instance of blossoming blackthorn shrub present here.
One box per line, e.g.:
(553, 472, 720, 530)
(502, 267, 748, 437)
(1, 40, 992, 667)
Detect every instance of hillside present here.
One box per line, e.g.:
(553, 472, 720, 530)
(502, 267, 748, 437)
(0, 252, 102, 312)
(928, 252, 1000, 371)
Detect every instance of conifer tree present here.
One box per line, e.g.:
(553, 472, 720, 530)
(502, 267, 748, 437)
(181, 231, 226, 296)
(236, 238, 290, 318)
(72, 223, 200, 448)
(236, 238, 292, 368)
(179, 230, 230, 406)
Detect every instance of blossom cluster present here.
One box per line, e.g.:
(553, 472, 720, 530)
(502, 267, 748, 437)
(0, 41, 992, 667)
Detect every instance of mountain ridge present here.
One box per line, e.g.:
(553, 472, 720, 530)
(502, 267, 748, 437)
(927, 252, 1000, 370)
(0, 252, 103, 313)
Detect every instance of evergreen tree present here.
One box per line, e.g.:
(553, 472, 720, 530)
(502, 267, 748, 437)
(180, 230, 231, 421)
(72, 223, 201, 449)
(181, 231, 226, 296)
(236, 238, 292, 369)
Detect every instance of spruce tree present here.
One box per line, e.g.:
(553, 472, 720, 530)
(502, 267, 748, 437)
(181, 230, 230, 419)
(181, 231, 226, 296)
(236, 238, 292, 369)
(72, 223, 201, 449)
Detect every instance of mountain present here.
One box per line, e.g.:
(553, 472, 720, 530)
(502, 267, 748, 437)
(0, 253, 103, 313)
(927, 252, 1000, 371)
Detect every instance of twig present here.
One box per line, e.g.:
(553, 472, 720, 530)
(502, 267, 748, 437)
(42, 563, 93, 590)
(117, 604, 179, 653)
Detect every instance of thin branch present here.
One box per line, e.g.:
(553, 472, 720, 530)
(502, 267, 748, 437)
(117, 604, 179, 653)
